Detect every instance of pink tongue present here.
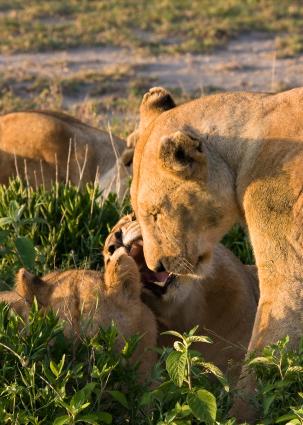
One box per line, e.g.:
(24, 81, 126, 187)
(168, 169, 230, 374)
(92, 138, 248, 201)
(128, 240, 169, 284)
(153, 271, 169, 283)
(141, 270, 169, 285)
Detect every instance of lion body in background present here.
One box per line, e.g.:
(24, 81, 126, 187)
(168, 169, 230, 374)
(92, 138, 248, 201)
(0, 111, 132, 198)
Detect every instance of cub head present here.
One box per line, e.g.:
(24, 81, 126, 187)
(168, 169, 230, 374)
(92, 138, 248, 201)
(131, 87, 239, 277)
(15, 268, 52, 306)
(103, 216, 142, 300)
(104, 214, 196, 305)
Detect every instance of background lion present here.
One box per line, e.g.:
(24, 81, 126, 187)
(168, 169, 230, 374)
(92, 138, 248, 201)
(0, 110, 133, 198)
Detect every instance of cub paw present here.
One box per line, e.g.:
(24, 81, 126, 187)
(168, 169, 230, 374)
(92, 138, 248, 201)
(104, 247, 140, 297)
(141, 86, 176, 112)
(112, 247, 135, 267)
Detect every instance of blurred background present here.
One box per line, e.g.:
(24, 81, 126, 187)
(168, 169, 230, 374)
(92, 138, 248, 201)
(1, 0, 303, 138)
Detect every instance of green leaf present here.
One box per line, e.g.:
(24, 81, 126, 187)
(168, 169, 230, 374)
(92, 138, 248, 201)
(0, 230, 9, 243)
(96, 412, 112, 424)
(15, 236, 35, 269)
(166, 351, 187, 387)
(71, 383, 96, 410)
(286, 366, 303, 374)
(53, 416, 70, 425)
(76, 412, 112, 424)
(248, 356, 275, 366)
(187, 335, 212, 344)
(264, 394, 276, 416)
(188, 325, 199, 336)
(50, 360, 59, 378)
(275, 413, 298, 423)
(162, 330, 184, 340)
(187, 389, 217, 423)
(199, 361, 229, 391)
(109, 390, 128, 408)
(173, 341, 185, 352)
(0, 217, 13, 226)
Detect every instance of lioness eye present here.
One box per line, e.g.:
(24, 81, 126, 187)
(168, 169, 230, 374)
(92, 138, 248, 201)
(152, 213, 158, 222)
(148, 208, 160, 223)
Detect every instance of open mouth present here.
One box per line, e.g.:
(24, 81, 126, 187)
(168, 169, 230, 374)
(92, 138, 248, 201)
(128, 239, 176, 296)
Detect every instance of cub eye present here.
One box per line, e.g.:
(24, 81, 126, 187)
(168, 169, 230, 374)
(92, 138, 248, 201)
(114, 230, 122, 241)
(108, 244, 116, 255)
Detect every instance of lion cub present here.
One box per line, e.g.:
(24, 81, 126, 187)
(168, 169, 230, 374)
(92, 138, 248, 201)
(0, 245, 157, 379)
(106, 214, 259, 382)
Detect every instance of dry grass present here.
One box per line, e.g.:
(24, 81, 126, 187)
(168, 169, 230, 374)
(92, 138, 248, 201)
(0, 1, 302, 56)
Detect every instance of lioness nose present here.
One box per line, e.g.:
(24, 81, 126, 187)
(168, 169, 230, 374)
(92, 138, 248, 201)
(154, 261, 166, 273)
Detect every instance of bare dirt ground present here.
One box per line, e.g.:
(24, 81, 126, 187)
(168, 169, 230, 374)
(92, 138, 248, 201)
(2, 32, 303, 108)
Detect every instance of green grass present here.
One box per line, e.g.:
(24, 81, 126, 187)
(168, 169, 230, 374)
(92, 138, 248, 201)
(0, 179, 302, 424)
(0, 179, 131, 289)
(0, 0, 302, 56)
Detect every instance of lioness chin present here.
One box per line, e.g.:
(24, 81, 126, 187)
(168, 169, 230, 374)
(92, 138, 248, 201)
(0, 246, 157, 380)
(105, 214, 259, 383)
(130, 86, 303, 422)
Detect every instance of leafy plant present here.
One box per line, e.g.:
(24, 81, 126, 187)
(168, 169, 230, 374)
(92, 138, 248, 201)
(0, 302, 148, 424)
(248, 336, 303, 424)
(221, 225, 254, 265)
(142, 326, 231, 424)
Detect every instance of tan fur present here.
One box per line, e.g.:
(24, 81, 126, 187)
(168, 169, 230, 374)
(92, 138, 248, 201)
(0, 110, 132, 198)
(130, 86, 303, 421)
(107, 214, 259, 383)
(0, 245, 156, 380)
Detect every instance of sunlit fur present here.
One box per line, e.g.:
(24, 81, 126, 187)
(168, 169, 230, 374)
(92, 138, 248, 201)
(109, 215, 259, 383)
(0, 110, 132, 198)
(0, 245, 156, 381)
(131, 86, 303, 421)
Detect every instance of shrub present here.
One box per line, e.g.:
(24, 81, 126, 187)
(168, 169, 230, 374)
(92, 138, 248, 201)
(0, 302, 147, 424)
(0, 303, 232, 425)
(248, 336, 303, 424)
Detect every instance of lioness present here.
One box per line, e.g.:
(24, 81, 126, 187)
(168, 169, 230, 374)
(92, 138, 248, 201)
(0, 246, 157, 379)
(130, 86, 303, 421)
(0, 111, 133, 198)
(105, 214, 259, 382)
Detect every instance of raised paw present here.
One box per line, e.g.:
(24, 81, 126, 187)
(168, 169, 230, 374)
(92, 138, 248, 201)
(141, 86, 175, 112)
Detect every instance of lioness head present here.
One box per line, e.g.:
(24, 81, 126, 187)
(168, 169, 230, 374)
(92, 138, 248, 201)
(130, 87, 239, 278)
(104, 214, 196, 305)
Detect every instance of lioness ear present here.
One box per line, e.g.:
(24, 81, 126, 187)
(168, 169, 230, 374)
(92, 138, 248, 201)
(15, 268, 51, 305)
(159, 130, 207, 177)
(139, 86, 176, 130)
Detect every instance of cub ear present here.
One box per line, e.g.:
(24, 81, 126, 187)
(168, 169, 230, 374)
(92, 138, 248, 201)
(139, 86, 176, 130)
(15, 268, 51, 305)
(159, 130, 207, 177)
